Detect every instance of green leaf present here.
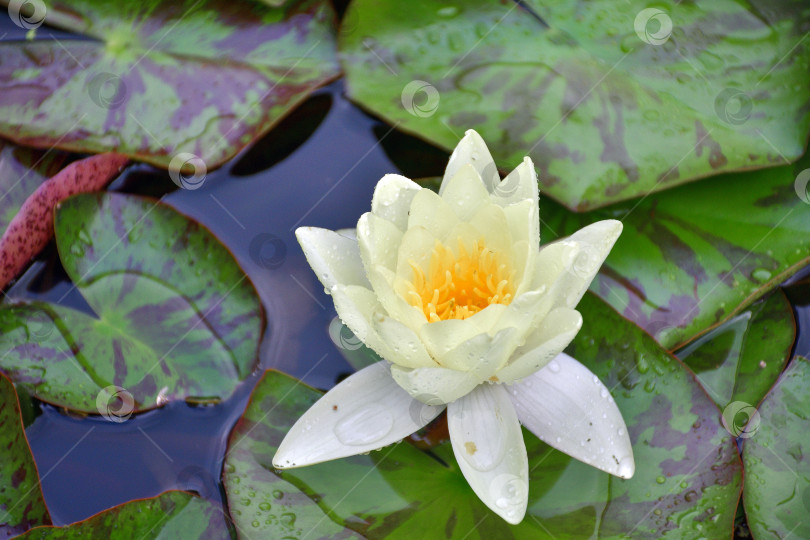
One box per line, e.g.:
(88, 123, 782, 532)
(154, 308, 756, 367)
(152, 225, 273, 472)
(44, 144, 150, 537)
(339, 0, 810, 210)
(225, 294, 741, 538)
(0, 141, 68, 235)
(16, 491, 230, 539)
(0, 192, 263, 413)
(742, 357, 810, 539)
(0, 373, 50, 536)
(0, 0, 340, 171)
(538, 153, 810, 350)
(677, 290, 795, 409)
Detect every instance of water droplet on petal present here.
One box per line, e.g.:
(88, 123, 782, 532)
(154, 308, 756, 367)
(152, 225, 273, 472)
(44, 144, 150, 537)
(334, 406, 394, 446)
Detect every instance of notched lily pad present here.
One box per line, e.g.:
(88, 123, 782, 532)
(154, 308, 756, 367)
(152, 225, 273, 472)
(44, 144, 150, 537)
(15, 491, 230, 539)
(0, 0, 340, 171)
(0, 192, 263, 414)
(340, 0, 810, 210)
(0, 373, 51, 537)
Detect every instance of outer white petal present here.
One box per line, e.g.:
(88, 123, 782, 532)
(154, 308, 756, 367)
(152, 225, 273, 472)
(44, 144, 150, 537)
(441, 129, 499, 194)
(439, 328, 519, 380)
(502, 199, 537, 248)
(296, 227, 370, 290)
(273, 362, 445, 468)
(418, 305, 507, 359)
(407, 188, 460, 241)
(532, 220, 622, 310)
(447, 384, 529, 524)
(496, 308, 582, 383)
(507, 352, 635, 479)
(390, 364, 479, 405)
(490, 157, 538, 208)
(439, 164, 491, 221)
(335, 228, 357, 240)
(330, 285, 395, 364)
(371, 174, 422, 231)
(357, 212, 403, 274)
(372, 314, 437, 369)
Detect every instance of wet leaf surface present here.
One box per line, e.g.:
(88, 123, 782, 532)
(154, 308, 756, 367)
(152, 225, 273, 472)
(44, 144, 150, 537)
(15, 491, 230, 539)
(0, 0, 340, 171)
(225, 294, 741, 538)
(0, 192, 263, 413)
(340, 0, 810, 210)
(0, 373, 50, 538)
(742, 357, 810, 539)
(677, 290, 795, 409)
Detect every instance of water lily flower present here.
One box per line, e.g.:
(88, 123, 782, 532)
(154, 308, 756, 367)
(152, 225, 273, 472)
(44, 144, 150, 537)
(274, 130, 635, 524)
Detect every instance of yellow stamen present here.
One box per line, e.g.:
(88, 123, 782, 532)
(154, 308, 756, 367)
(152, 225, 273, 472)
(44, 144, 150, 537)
(404, 238, 514, 321)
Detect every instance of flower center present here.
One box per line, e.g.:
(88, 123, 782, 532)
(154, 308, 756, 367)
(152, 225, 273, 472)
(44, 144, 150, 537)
(404, 238, 514, 322)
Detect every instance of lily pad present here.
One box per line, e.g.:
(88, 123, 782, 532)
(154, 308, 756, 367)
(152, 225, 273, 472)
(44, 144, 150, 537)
(0, 373, 50, 537)
(677, 290, 795, 409)
(0, 0, 340, 171)
(16, 491, 229, 538)
(225, 294, 740, 538)
(0, 192, 263, 413)
(742, 357, 810, 539)
(539, 153, 810, 350)
(340, 0, 810, 210)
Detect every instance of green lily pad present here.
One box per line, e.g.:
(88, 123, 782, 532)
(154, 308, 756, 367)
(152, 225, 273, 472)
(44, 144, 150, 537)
(0, 141, 68, 235)
(0, 192, 263, 413)
(16, 491, 230, 538)
(0, 0, 339, 171)
(742, 357, 810, 539)
(340, 0, 810, 210)
(677, 290, 795, 409)
(225, 294, 740, 538)
(0, 373, 50, 537)
(539, 153, 810, 350)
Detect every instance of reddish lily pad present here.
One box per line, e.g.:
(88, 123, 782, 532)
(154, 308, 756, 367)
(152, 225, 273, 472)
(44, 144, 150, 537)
(0, 192, 263, 413)
(225, 294, 741, 538)
(0, 0, 340, 171)
(742, 357, 810, 539)
(0, 373, 50, 537)
(339, 0, 810, 210)
(16, 491, 229, 539)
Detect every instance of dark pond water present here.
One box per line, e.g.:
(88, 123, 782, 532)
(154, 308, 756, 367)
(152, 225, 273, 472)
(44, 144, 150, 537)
(2, 13, 809, 533)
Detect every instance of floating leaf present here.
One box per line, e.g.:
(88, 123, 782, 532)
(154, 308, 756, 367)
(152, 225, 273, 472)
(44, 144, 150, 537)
(225, 294, 740, 538)
(538, 153, 810, 350)
(0, 0, 340, 170)
(0, 153, 128, 290)
(742, 357, 810, 539)
(340, 0, 810, 210)
(0, 192, 263, 413)
(677, 290, 795, 408)
(0, 373, 50, 537)
(16, 491, 229, 539)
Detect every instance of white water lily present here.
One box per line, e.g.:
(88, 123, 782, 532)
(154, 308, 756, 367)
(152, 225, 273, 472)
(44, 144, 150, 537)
(274, 130, 635, 524)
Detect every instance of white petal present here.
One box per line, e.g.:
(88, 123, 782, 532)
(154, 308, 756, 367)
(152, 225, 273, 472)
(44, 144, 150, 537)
(495, 308, 582, 383)
(533, 220, 622, 310)
(330, 285, 393, 362)
(395, 226, 438, 281)
(390, 364, 479, 405)
(439, 164, 491, 221)
(490, 157, 538, 208)
(502, 199, 538, 249)
(447, 384, 528, 524)
(418, 305, 507, 359)
(407, 188, 460, 240)
(357, 212, 403, 274)
(295, 227, 370, 289)
(372, 314, 437, 369)
(508, 352, 635, 479)
(336, 228, 357, 240)
(273, 362, 445, 468)
(440, 328, 519, 380)
(441, 129, 499, 194)
(371, 174, 422, 231)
